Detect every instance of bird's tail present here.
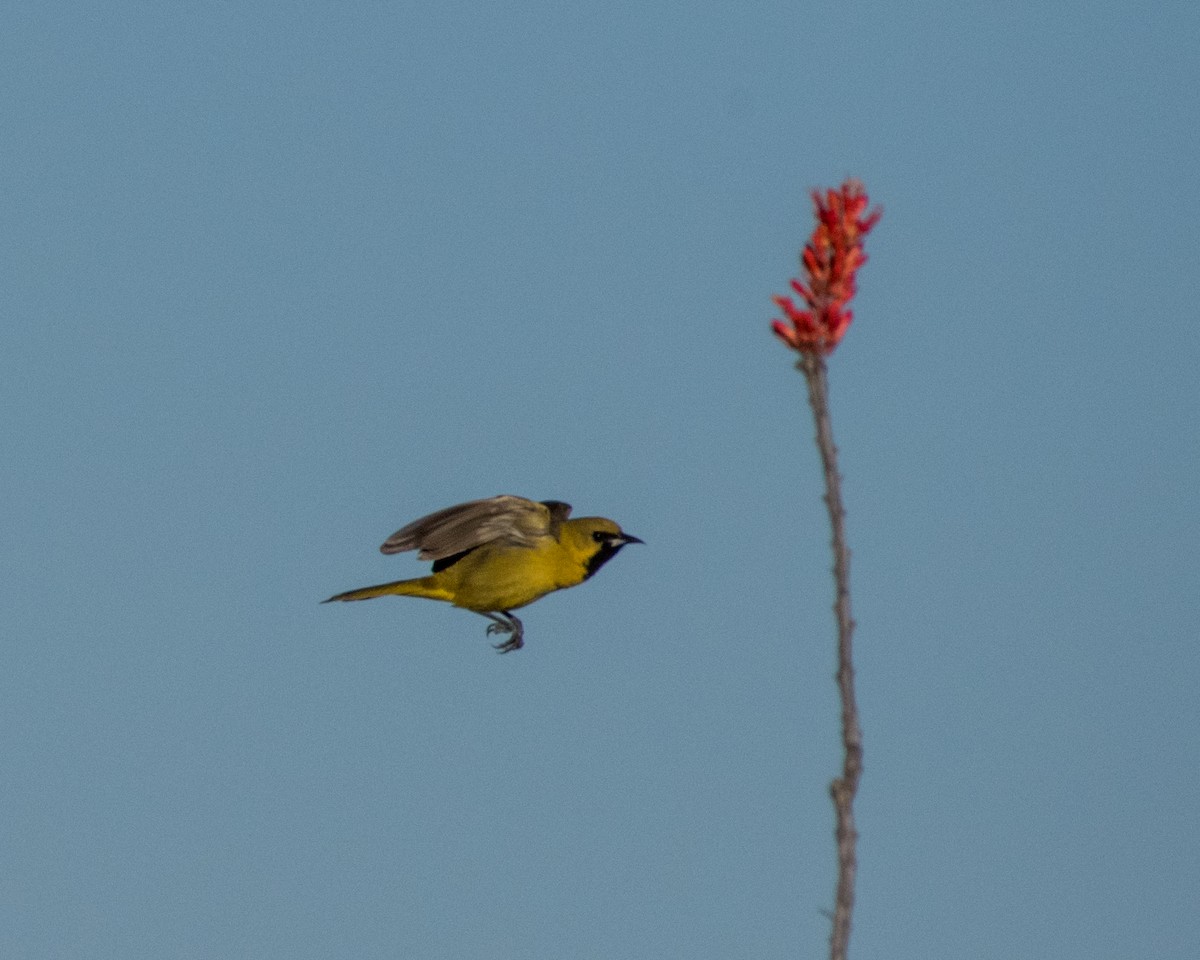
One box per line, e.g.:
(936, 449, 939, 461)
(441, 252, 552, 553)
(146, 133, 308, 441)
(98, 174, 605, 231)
(322, 576, 452, 604)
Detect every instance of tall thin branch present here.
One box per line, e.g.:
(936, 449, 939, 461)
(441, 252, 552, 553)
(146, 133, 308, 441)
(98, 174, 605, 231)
(771, 179, 877, 959)
(799, 352, 862, 960)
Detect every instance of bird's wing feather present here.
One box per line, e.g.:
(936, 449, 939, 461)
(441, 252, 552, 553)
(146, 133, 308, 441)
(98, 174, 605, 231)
(379, 495, 572, 559)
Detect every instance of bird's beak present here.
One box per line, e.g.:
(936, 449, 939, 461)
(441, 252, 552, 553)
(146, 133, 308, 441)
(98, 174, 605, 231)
(619, 533, 644, 545)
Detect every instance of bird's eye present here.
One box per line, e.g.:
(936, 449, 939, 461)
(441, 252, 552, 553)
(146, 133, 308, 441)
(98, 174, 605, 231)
(592, 531, 608, 543)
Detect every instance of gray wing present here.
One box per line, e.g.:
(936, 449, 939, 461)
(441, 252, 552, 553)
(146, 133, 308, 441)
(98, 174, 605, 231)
(379, 495, 572, 560)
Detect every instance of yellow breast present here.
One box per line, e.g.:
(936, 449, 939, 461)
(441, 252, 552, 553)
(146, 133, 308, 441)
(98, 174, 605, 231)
(435, 540, 588, 612)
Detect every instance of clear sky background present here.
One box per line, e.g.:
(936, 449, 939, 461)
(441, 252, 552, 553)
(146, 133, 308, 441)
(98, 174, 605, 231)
(3, 2, 1197, 958)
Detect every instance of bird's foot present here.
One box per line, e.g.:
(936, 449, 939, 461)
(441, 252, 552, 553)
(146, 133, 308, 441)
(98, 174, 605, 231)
(484, 613, 524, 653)
(492, 632, 524, 654)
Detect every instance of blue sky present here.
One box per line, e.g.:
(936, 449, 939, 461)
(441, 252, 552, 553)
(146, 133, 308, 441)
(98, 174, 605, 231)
(3, 1, 1198, 957)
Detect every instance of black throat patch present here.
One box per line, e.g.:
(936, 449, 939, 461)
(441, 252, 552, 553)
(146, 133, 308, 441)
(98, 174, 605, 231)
(583, 541, 626, 580)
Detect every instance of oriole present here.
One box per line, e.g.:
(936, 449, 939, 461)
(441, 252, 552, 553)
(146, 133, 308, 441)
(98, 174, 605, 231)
(323, 495, 642, 652)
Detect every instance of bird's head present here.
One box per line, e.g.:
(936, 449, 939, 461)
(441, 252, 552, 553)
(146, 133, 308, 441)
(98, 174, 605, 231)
(564, 517, 643, 579)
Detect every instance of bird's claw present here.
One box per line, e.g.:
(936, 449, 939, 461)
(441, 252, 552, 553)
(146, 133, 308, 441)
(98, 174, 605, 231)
(481, 613, 524, 653)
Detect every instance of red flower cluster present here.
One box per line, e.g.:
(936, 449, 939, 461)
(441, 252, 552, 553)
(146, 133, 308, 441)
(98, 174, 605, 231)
(772, 180, 881, 355)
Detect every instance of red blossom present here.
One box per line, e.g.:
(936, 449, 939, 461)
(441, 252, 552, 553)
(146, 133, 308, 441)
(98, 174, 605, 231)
(772, 179, 881, 355)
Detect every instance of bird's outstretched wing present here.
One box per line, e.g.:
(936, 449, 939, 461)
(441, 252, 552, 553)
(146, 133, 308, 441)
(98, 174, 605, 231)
(379, 495, 573, 560)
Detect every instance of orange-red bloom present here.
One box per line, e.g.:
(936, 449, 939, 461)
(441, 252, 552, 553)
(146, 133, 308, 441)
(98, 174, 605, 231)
(772, 180, 881, 355)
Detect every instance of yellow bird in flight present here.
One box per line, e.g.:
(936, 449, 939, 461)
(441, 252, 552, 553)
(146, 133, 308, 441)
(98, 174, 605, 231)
(323, 495, 642, 652)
